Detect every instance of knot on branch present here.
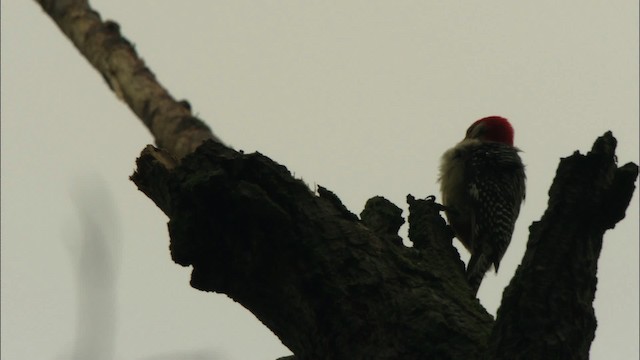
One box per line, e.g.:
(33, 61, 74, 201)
(406, 195, 453, 250)
(406, 195, 467, 291)
(360, 196, 404, 246)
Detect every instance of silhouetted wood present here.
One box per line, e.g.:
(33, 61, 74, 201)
(130, 133, 636, 359)
(488, 132, 638, 360)
(37, 1, 639, 358)
(130, 141, 493, 359)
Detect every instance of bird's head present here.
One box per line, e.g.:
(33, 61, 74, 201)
(465, 116, 515, 146)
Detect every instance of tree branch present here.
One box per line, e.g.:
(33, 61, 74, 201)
(37, 1, 638, 358)
(489, 132, 638, 359)
(131, 142, 493, 359)
(129, 132, 637, 358)
(35, 0, 220, 159)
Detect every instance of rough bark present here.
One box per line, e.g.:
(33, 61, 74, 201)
(488, 133, 638, 360)
(130, 142, 493, 359)
(37, 1, 639, 358)
(129, 134, 636, 359)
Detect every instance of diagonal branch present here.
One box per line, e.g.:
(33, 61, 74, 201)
(130, 142, 493, 359)
(35, 0, 221, 159)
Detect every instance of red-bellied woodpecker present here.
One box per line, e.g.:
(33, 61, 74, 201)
(439, 116, 526, 294)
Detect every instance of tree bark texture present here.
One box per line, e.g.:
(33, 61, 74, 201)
(489, 133, 638, 359)
(130, 142, 494, 359)
(37, 1, 638, 358)
(130, 133, 637, 359)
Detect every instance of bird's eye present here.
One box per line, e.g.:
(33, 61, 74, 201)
(466, 125, 475, 137)
(466, 124, 485, 139)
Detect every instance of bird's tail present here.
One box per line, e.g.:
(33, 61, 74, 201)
(466, 252, 492, 295)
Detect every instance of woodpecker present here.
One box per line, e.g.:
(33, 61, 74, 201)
(439, 116, 526, 294)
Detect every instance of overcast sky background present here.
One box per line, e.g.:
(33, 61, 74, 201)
(2, 1, 638, 359)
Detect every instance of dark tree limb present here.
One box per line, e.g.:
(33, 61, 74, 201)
(131, 142, 493, 359)
(37, 1, 638, 358)
(488, 132, 638, 360)
(130, 132, 636, 358)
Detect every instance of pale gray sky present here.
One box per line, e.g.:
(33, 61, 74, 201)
(2, 1, 638, 359)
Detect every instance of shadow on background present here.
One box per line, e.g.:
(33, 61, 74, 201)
(63, 177, 222, 360)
